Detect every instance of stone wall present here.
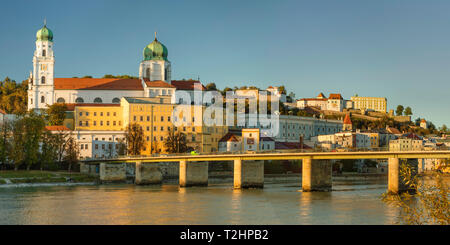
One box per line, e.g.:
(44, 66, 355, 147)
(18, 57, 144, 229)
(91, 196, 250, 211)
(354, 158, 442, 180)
(100, 163, 126, 182)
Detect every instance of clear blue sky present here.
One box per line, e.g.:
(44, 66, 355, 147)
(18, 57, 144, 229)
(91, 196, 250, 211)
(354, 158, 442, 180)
(0, 0, 449, 127)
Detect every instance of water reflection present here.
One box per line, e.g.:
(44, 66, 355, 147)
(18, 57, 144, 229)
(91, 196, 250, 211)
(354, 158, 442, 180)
(0, 179, 402, 225)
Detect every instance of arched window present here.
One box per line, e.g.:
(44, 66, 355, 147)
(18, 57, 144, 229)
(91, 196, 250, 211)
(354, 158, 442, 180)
(75, 97, 84, 103)
(41, 76, 46, 84)
(146, 68, 150, 79)
(112, 98, 120, 103)
(42, 50, 46, 57)
(57, 97, 65, 103)
(94, 97, 102, 103)
(41, 96, 45, 103)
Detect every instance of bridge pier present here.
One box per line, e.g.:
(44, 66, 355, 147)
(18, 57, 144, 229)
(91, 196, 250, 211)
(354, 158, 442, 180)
(302, 158, 332, 192)
(179, 160, 208, 187)
(388, 158, 418, 194)
(234, 159, 264, 189)
(135, 161, 162, 185)
(99, 162, 126, 183)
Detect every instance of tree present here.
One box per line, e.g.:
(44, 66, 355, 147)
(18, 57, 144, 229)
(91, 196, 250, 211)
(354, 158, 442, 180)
(278, 85, 287, 95)
(46, 103, 67, 126)
(116, 138, 127, 156)
(164, 129, 188, 153)
(125, 123, 145, 155)
(39, 131, 58, 170)
(382, 160, 449, 225)
(0, 121, 12, 169)
(0, 77, 28, 115)
(64, 135, 79, 172)
(53, 129, 70, 163)
(11, 113, 45, 170)
(396, 105, 404, 116)
(404, 106, 412, 116)
(205, 83, 217, 91)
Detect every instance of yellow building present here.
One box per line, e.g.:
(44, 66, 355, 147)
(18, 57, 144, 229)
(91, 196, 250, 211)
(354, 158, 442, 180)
(74, 104, 123, 131)
(351, 96, 387, 112)
(121, 97, 228, 155)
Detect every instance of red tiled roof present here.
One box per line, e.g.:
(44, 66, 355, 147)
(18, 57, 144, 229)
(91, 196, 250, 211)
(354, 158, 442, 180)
(403, 133, 422, 140)
(54, 78, 144, 90)
(420, 119, 426, 123)
(317, 92, 326, 99)
(171, 80, 206, 91)
(343, 114, 352, 125)
(144, 80, 175, 88)
(65, 103, 120, 111)
(328, 93, 343, 100)
(45, 125, 70, 131)
(219, 133, 241, 142)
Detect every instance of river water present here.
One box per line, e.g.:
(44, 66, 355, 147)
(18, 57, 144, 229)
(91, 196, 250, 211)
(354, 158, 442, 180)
(0, 178, 401, 225)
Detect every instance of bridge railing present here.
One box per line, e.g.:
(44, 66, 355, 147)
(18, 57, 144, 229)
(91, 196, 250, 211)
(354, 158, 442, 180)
(81, 146, 449, 161)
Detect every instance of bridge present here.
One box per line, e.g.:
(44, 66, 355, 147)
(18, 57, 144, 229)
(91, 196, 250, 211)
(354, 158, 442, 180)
(81, 150, 450, 194)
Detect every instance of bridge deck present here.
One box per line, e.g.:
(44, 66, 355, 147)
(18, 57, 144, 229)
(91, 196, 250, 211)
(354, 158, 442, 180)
(82, 151, 450, 163)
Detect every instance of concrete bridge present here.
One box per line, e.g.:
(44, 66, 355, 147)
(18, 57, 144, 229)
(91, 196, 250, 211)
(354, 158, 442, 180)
(80, 151, 450, 194)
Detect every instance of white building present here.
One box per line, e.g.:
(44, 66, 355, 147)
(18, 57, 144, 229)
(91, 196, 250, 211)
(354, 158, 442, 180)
(389, 138, 424, 151)
(242, 128, 260, 151)
(266, 86, 287, 103)
(27, 23, 199, 112)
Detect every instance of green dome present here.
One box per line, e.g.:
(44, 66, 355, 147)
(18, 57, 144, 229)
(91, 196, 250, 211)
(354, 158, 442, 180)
(143, 38, 168, 61)
(36, 25, 53, 41)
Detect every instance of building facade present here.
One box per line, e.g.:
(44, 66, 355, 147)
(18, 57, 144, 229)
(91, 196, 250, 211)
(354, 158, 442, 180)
(350, 96, 387, 112)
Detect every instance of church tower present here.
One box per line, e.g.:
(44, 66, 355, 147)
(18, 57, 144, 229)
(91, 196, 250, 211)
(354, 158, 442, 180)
(139, 33, 171, 83)
(28, 21, 55, 111)
(343, 113, 353, 131)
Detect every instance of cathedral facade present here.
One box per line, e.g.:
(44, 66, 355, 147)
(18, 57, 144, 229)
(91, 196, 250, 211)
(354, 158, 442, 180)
(27, 24, 188, 111)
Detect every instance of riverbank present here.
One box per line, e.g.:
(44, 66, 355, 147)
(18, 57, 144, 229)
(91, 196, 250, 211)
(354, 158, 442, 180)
(0, 170, 97, 186)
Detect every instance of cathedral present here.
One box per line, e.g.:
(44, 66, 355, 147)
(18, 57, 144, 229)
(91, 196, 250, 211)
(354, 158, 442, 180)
(27, 23, 204, 111)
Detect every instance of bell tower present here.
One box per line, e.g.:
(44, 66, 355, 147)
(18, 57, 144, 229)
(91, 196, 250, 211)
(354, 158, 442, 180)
(28, 20, 55, 111)
(139, 32, 171, 83)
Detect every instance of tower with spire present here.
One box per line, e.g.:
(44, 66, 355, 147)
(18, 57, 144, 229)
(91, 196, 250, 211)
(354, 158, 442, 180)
(343, 113, 352, 131)
(28, 20, 55, 111)
(139, 32, 171, 84)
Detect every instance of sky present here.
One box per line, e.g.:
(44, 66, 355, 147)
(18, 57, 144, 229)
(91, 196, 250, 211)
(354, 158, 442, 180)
(0, 0, 449, 127)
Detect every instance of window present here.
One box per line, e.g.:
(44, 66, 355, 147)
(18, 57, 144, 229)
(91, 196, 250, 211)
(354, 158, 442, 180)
(94, 97, 102, 103)
(79, 112, 83, 116)
(85, 144, 88, 150)
(147, 116, 150, 121)
(41, 76, 45, 84)
(94, 121, 96, 126)
(161, 126, 164, 131)
(140, 116, 143, 121)
(107, 112, 110, 117)
(42, 49, 46, 57)
(95, 144, 98, 150)
(113, 121, 116, 126)
(57, 97, 65, 103)
(41, 96, 45, 103)
(112, 98, 120, 103)
(86, 121, 89, 126)
(133, 116, 137, 121)
(168, 116, 171, 122)
(79, 121, 82, 126)
(161, 116, 164, 122)
(75, 97, 84, 103)
(113, 112, 116, 116)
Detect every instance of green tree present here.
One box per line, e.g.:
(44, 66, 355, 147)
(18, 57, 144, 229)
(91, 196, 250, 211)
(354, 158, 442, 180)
(0, 121, 12, 169)
(164, 129, 188, 153)
(404, 106, 412, 116)
(11, 113, 45, 170)
(39, 131, 58, 170)
(125, 123, 145, 155)
(278, 85, 287, 95)
(64, 135, 79, 172)
(46, 103, 67, 126)
(205, 83, 217, 91)
(396, 105, 404, 116)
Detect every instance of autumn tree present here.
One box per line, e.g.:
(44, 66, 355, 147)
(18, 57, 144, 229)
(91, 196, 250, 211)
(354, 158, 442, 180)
(125, 123, 145, 155)
(205, 83, 217, 91)
(382, 160, 449, 225)
(46, 103, 67, 126)
(164, 129, 188, 153)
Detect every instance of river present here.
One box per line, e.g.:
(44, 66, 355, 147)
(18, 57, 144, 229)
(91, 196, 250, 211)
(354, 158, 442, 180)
(0, 177, 401, 225)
